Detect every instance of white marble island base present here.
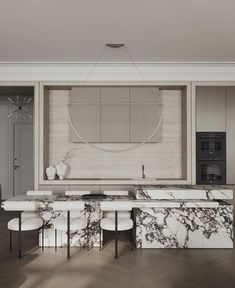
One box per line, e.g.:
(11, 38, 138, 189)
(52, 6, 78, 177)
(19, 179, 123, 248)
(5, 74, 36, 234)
(135, 204, 233, 248)
(134, 185, 233, 248)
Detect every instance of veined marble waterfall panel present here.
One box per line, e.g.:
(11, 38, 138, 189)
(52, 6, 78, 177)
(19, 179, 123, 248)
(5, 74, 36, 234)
(135, 204, 233, 248)
(39, 198, 101, 248)
(134, 185, 233, 248)
(48, 89, 182, 179)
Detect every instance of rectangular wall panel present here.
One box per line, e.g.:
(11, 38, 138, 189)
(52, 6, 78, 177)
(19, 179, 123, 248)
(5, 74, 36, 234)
(196, 87, 226, 132)
(226, 87, 235, 184)
(101, 104, 129, 142)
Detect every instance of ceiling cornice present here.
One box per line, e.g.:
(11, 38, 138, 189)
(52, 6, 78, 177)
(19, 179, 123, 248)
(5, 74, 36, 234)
(1, 61, 235, 82)
(1, 61, 235, 66)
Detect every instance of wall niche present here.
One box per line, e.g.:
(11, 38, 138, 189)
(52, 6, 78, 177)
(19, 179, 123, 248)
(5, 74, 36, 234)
(40, 83, 190, 185)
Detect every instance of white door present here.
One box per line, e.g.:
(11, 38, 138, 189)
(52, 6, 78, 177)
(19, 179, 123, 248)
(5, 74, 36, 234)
(13, 123, 34, 195)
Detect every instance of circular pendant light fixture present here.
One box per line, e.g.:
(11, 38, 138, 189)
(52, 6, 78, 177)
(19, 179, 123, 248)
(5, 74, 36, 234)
(68, 44, 163, 153)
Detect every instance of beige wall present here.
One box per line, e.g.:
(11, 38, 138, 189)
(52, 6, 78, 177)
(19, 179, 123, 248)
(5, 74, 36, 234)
(48, 89, 183, 180)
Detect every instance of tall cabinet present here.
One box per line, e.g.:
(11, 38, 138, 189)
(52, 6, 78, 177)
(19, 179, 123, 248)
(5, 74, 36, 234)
(196, 86, 235, 184)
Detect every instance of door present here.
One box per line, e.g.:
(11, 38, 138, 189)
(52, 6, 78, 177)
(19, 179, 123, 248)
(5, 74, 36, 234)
(13, 123, 34, 195)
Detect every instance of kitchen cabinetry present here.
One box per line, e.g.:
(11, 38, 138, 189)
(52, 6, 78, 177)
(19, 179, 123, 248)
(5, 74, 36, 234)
(196, 86, 235, 184)
(70, 86, 161, 143)
(226, 87, 235, 184)
(196, 86, 226, 132)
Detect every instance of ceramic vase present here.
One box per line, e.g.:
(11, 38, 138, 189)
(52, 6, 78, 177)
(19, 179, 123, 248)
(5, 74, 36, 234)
(46, 166, 56, 180)
(56, 162, 68, 180)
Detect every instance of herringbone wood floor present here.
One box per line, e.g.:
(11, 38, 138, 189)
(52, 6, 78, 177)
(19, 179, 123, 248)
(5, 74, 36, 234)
(0, 209, 234, 288)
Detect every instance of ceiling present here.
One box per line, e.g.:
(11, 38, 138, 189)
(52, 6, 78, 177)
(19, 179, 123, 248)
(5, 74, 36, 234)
(0, 0, 235, 62)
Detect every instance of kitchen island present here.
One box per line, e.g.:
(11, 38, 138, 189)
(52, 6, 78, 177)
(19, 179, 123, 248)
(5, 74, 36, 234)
(2, 185, 233, 249)
(134, 185, 233, 248)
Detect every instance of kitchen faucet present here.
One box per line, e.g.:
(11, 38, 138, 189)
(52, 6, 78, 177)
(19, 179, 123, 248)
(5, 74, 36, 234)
(142, 165, 145, 179)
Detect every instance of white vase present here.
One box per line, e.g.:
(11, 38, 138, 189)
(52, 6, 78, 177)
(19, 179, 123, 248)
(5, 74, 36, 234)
(56, 162, 68, 180)
(46, 166, 56, 180)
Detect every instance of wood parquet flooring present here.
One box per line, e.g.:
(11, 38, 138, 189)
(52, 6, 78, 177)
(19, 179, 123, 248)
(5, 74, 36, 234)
(0, 209, 234, 288)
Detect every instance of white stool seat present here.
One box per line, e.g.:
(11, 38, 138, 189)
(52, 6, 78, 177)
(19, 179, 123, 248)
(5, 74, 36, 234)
(8, 217, 43, 231)
(101, 218, 133, 231)
(54, 218, 87, 231)
(103, 211, 131, 219)
(21, 190, 53, 219)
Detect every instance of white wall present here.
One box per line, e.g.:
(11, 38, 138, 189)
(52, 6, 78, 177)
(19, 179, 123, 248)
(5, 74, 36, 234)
(48, 89, 183, 180)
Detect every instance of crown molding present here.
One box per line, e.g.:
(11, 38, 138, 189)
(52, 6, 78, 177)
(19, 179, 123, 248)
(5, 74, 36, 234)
(1, 61, 235, 81)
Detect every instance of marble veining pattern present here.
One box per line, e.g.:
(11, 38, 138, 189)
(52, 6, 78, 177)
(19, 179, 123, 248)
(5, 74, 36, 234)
(134, 185, 233, 200)
(38, 195, 131, 248)
(134, 186, 233, 248)
(39, 197, 102, 248)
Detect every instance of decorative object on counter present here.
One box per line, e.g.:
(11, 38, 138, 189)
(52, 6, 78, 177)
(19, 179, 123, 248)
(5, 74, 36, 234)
(55, 162, 68, 180)
(62, 149, 73, 163)
(8, 95, 32, 120)
(55, 149, 72, 180)
(46, 166, 56, 180)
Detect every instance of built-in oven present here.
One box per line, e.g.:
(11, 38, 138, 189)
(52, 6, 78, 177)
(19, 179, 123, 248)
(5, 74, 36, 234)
(196, 160, 226, 185)
(196, 132, 226, 160)
(196, 132, 226, 185)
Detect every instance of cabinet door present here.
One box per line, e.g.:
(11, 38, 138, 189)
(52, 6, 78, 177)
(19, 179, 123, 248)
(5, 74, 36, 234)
(71, 87, 100, 103)
(70, 87, 100, 143)
(226, 87, 235, 184)
(69, 105, 100, 143)
(101, 105, 129, 142)
(196, 87, 226, 132)
(130, 87, 160, 103)
(130, 87, 161, 143)
(100, 87, 129, 142)
(101, 87, 129, 103)
(130, 105, 161, 143)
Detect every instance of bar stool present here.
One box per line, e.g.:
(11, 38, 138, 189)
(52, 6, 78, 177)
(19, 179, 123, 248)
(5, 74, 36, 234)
(103, 191, 131, 219)
(22, 190, 53, 219)
(6, 205, 44, 259)
(52, 201, 87, 259)
(100, 201, 134, 259)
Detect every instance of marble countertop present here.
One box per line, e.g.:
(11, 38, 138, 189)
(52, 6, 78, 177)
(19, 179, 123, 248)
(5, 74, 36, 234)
(134, 185, 233, 200)
(2, 195, 231, 211)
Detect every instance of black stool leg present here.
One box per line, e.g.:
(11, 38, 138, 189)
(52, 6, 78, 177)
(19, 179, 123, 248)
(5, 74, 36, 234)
(130, 228, 134, 251)
(115, 211, 118, 259)
(55, 229, 57, 252)
(18, 211, 22, 259)
(67, 211, 70, 259)
(10, 230, 12, 252)
(131, 209, 136, 250)
(42, 225, 44, 251)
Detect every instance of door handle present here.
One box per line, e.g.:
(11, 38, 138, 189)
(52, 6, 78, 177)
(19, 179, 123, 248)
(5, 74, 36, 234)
(14, 165, 20, 170)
